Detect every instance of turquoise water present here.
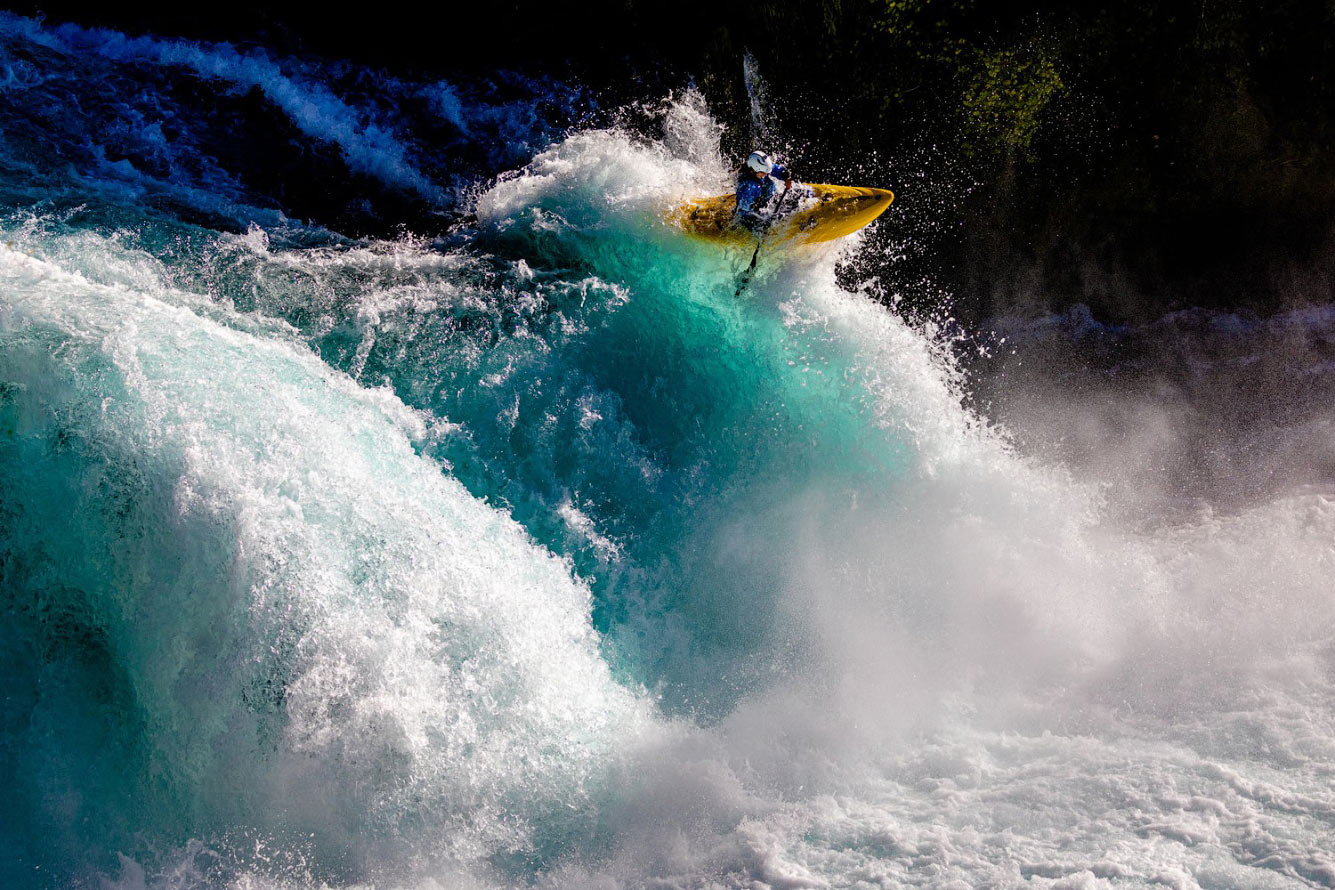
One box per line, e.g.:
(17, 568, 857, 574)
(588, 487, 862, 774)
(0, 29, 937, 881)
(4, 14, 1335, 890)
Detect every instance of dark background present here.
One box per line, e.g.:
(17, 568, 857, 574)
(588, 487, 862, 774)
(14, 0, 1335, 325)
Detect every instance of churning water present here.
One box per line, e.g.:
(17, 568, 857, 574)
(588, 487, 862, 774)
(2, 13, 1334, 890)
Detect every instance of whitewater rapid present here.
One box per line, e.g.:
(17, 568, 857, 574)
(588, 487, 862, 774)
(2, 12, 1334, 890)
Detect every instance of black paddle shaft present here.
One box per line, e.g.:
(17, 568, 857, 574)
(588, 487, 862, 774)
(734, 183, 795, 297)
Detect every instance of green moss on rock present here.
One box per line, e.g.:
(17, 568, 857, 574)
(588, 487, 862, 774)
(961, 45, 1064, 158)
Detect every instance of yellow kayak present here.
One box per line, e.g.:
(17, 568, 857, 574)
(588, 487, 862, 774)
(673, 183, 894, 246)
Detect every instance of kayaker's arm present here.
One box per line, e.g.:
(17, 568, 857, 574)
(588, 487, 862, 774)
(735, 177, 768, 223)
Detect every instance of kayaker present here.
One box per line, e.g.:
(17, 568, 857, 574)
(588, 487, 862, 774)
(735, 150, 793, 232)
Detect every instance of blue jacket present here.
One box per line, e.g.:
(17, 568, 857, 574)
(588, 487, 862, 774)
(735, 164, 791, 230)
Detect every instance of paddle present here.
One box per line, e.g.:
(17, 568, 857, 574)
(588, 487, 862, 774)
(734, 181, 793, 297)
(734, 241, 764, 297)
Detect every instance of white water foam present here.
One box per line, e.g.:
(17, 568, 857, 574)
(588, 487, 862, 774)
(0, 242, 652, 883)
(3, 85, 1334, 889)
(461, 112, 1335, 889)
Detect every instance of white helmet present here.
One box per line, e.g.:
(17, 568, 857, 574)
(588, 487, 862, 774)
(745, 151, 774, 174)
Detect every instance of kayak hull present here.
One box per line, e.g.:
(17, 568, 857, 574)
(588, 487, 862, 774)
(674, 183, 894, 246)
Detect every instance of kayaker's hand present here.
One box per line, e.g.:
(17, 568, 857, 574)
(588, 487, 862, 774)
(784, 177, 793, 189)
